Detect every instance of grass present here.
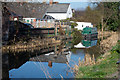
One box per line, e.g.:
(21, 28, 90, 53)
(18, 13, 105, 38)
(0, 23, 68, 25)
(47, 34, 55, 37)
(76, 41, 119, 78)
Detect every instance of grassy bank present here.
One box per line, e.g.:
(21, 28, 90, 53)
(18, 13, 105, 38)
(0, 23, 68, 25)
(76, 40, 120, 78)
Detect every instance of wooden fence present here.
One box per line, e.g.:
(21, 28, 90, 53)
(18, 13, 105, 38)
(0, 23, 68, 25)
(2, 20, 71, 44)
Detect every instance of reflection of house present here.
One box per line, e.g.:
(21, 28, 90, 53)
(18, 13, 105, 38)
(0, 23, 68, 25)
(29, 51, 71, 64)
(74, 43, 86, 48)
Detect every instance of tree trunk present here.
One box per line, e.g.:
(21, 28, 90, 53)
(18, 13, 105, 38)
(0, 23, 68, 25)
(101, 16, 104, 40)
(101, 16, 104, 32)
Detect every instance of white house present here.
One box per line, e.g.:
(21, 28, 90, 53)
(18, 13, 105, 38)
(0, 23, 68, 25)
(46, 3, 73, 20)
(75, 22, 93, 30)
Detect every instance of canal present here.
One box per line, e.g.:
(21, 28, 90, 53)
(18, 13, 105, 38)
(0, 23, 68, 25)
(2, 36, 103, 79)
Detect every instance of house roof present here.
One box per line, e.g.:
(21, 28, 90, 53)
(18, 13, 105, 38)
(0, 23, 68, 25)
(2, 2, 49, 19)
(2, 3, 71, 19)
(46, 3, 70, 13)
(42, 14, 55, 20)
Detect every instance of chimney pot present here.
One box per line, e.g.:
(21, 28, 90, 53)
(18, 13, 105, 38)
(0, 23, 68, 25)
(49, 0, 53, 5)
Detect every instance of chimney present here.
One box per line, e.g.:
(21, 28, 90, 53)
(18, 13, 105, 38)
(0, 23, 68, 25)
(43, 0, 46, 4)
(49, 0, 53, 5)
(53, 2, 59, 4)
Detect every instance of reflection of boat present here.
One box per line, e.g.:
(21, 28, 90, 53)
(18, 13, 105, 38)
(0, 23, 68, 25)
(74, 43, 87, 48)
(74, 39, 97, 48)
(82, 40, 97, 47)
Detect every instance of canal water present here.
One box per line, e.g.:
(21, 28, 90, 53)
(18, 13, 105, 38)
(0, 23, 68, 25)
(2, 37, 103, 79)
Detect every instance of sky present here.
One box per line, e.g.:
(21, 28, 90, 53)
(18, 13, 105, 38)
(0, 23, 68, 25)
(53, 0, 90, 2)
(53, 0, 91, 10)
(70, 2, 90, 10)
(4, 0, 93, 10)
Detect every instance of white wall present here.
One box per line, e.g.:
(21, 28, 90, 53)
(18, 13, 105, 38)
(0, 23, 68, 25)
(75, 22, 93, 30)
(23, 18, 36, 23)
(66, 5, 73, 18)
(46, 13, 67, 20)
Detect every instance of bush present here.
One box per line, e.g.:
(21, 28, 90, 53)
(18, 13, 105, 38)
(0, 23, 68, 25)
(111, 41, 120, 53)
(71, 22, 78, 28)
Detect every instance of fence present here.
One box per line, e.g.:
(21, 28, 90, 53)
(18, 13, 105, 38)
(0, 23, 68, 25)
(31, 20, 70, 28)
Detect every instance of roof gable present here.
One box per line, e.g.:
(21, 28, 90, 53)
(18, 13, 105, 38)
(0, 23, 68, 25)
(46, 3, 70, 13)
(2, 2, 49, 19)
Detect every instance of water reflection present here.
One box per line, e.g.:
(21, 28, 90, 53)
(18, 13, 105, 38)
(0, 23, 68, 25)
(74, 39, 97, 48)
(9, 61, 74, 78)
(82, 39, 97, 47)
(2, 36, 102, 79)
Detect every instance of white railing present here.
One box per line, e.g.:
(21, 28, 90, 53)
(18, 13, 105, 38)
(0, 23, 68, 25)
(31, 21, 70, 28)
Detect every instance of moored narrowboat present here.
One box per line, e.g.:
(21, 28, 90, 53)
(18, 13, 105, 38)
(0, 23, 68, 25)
(82, 27, 98, 40)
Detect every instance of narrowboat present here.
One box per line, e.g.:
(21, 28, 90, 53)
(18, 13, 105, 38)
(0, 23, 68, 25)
(82, 27, 98, 40)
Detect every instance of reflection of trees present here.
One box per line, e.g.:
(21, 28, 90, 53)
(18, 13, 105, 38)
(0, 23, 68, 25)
(2, 52, 30, 79)
(84, 43, 104, 60)
(72, 29, 82, 45)
(71, 48, 79, 54)
(78, 51, 95, 66)
(84, 52, 95, 65)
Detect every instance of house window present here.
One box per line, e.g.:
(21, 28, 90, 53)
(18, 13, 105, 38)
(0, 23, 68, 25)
(18, 17, 22, 21)
(14, 18, 18, 21)
(27, 20, 29, 22)
(31, 19, 33, 24)
(10, 16, 14, 21)
(31, 19, 33, 22)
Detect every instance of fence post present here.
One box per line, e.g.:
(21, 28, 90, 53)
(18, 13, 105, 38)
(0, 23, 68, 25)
(60, 21, 61, 27)
(39, 20, 40, 28)
(55, 22, 57, 36)
(48, 28, 49, 35)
